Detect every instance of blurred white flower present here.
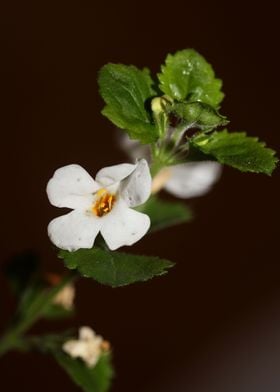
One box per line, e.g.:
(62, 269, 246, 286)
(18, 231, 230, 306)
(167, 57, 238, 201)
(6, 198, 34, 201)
(47, 160, 151, 251)
(63, 326, 109, 368)
(53, 283, 75, 311)
(119, 133, 221, 199)
(152, 162, 221, 198)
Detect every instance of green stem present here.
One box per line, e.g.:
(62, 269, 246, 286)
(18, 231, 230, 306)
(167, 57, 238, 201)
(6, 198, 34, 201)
(150, 144, 169, 177)
(150, 149, 175, 177)
(0, 273, 76, 357)
(0, 330, 25, 355)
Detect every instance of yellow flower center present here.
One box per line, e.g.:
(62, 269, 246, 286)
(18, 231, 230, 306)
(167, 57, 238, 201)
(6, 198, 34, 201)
(92, 188, 116, 217)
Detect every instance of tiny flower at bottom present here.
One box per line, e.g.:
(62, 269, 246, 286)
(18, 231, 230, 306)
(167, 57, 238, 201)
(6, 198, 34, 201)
(47, 160, 152, 251)
(63, 326, 110, 368)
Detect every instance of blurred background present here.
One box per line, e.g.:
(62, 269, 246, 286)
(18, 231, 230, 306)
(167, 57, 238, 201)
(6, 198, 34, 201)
(1, 1, 280, 391)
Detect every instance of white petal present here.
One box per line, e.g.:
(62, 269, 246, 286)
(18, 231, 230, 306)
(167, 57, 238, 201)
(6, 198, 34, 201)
(79, 327, 96, 341)
(47, 164, 99, 209)
(95, 162, 136, 187)
(119, 159, 152, 207)
(48, 210, 101, 251)
(63, 340, 86, 358)
(164, 161, 222, 199)
(100, 200, 150, 250)
(63, 340, 98, 367)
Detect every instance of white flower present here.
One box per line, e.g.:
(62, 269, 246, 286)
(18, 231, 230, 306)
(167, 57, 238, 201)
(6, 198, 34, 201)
(47, 160, 152, 251)
(152, 162, 222, 198)
(53, 283, 75, 311)
(119, 133, 221, 199)
(63, 326, 109, 368)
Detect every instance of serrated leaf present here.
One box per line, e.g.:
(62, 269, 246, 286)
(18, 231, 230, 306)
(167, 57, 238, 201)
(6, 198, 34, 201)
(54, 352, 113, 392)
(158, 49, 224, 107)
(98, 64, 158, 143)
(59, 248, 174, 287)
(192, 130, 278, 175)
(170, 101, 228, 132)
(138, 196, 193, 232)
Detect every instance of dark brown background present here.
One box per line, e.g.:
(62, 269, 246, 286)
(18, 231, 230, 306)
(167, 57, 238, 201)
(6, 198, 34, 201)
(1, 1, 280, 391)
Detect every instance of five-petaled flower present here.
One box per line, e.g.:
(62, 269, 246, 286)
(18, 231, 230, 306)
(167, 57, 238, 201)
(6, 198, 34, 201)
(47, 160, 151, 251)
(63, 326, 110, 368)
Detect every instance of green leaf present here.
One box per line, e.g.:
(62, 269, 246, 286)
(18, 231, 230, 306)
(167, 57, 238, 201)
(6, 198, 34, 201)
(54, 352, 113, 392)
(192, 130, 278, 175)
(59, 248, 174, 287)
(158, 49, 224, 107)
(138, 196, 193, 232)
(170, 101, 228, 132)
(98, 64, 158, 143)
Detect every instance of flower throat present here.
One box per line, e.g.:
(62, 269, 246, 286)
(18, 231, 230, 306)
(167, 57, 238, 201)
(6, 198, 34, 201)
(92, 188, 116, 217)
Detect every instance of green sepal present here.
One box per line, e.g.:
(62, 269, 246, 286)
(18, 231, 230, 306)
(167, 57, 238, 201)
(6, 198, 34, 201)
(98, 64, 158, 143)
(169, 101, 228, 132)
(191, 130, 278, 175)
(158, 49, 224, 107)
(59, 248, 174, 288)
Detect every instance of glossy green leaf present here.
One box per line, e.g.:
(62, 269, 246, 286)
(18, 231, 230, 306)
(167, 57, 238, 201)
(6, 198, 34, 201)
(158, 49, 224, 107)
(192, 130, 278, 175)
(98, 64, 158, 143)
(59, 248, 174, 287)
(54, 352, 113, 392)
(139, 196, 193, 232)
